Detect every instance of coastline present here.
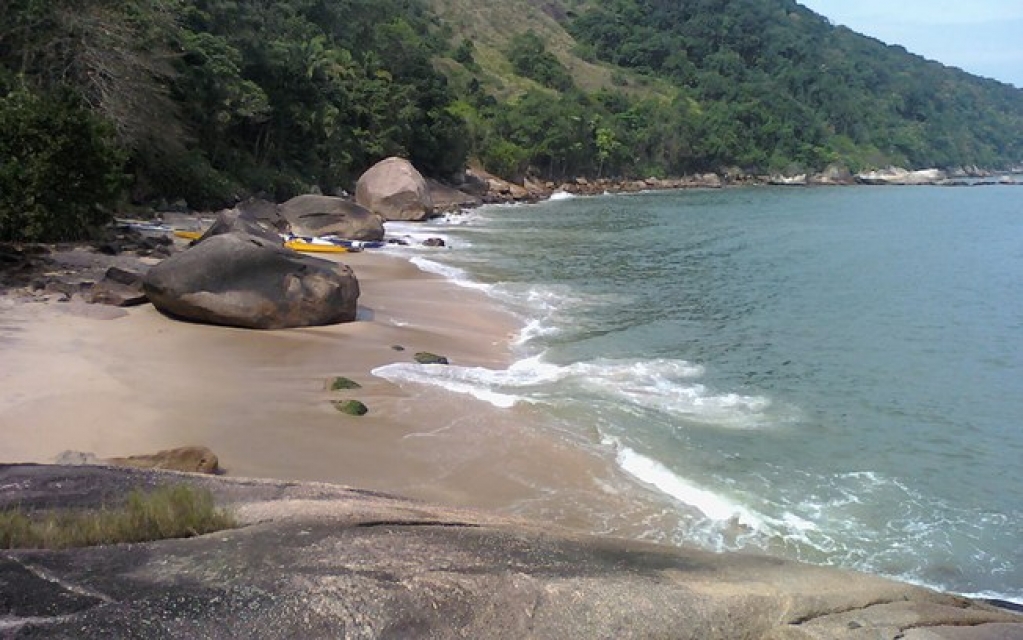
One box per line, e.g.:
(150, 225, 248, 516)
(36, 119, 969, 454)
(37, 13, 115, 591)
(0, 244, 643, 527)
(4, 196, 1023, 611)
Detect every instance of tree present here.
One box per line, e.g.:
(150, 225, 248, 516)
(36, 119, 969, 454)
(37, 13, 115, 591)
(0, 88, 126, 241)
(506, 32, 575, 92)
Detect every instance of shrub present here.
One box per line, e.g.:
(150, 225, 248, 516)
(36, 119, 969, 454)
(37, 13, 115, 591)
(0, 485, 236, 549)
(0, 88, 127, 242)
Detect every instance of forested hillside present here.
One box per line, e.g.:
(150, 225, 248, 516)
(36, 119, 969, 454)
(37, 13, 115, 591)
(3, 0, 1023, 240)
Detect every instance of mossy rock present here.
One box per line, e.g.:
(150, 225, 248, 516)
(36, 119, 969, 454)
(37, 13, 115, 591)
(333, 400, 368, 416)
(414, 352, 449, 365)
(327, 376, 362, 391)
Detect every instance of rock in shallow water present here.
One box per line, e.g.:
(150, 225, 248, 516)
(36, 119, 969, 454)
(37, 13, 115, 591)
(414, 351, 449, 365)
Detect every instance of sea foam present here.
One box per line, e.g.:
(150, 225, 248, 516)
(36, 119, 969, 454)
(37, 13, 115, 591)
(614, 443, 760, 526)
(372, 353, 773, 432)
(408, 256, 491, 291)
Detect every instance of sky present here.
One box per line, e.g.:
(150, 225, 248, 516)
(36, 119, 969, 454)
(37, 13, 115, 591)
(798, 1, 1023, 88)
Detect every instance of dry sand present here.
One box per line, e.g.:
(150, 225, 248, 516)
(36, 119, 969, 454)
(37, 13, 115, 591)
(0, 247, 669, 534)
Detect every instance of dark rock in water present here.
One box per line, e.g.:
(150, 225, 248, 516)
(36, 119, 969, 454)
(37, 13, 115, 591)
(422, 237, 446, 247)
(414, 351, 449, 365)
(142, 232, 360, 329)
(279, 195, 385, 241)
(1, 464, 1020, 639)
(104, 446, 220, 474)
(87, 266, 147, 307)
(391, 344, 406, 351)
(333, 399, 368, 416)
(327, 376, 362, 391)
(387, 237, 411, 246)
(196, 207, 283, 246)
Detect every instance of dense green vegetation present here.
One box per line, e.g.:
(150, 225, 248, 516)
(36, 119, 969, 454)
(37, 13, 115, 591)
(0, 485, 235, 549)
(2, 0, 1023, 240)
(564, 0, 1023, 172)
(1, 0, 468, 239)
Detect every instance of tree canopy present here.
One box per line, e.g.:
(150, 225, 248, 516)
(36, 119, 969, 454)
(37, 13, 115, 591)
(3, 0, 1023, 239)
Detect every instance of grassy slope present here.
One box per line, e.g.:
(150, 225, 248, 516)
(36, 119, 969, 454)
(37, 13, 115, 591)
(427, 0, 673, 99)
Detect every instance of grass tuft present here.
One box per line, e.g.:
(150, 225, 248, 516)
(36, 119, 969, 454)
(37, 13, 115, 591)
(0, 485, 236, 549)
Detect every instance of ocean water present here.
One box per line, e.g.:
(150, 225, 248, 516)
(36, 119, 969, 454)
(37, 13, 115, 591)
(377, 184, 1023, 602)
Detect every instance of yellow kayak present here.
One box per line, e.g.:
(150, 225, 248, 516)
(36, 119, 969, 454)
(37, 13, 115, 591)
(284, 239, 349, 254)
(173, 230, 349, 254)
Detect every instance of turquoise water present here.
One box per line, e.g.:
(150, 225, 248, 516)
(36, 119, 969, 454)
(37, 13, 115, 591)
(381, 185, 1023, 601)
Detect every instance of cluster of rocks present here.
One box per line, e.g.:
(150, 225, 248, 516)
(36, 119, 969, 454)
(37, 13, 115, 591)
(0, 156, 448, 323)
(0, 240, 156, 305)
(324, 351, 450, 418)
(462, 164, 1021, 203)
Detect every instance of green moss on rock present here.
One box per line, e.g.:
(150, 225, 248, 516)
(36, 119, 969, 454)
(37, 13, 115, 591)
(327, 376, 362, 391)
(414, 352, 449, 365)
(333, 399, 369, 416)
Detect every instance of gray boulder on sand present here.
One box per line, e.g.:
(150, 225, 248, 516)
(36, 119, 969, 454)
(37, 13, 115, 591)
(2, 464, 1021, 639)
(235, 197, 290, 232)
(196, 207, 284, 245)
(143, 232, 359, 329)
(279, 194, 384, 240)
(87, 266, 148, 307)
(355, 156, 434, 221)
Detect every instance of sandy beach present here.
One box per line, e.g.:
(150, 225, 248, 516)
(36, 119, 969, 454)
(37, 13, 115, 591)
(0, 245, 658, 533)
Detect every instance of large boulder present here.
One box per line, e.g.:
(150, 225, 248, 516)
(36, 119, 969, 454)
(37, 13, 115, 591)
(142, 232, 359, 329)
(355, 156, 434, 221)
(279, 195, 384, 240)
(196, 208, 283, 245)
(235, 197, 290, 232)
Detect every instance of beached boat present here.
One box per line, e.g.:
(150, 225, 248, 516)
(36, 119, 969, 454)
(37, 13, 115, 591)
(283, 237, 349, 253)
(173, 230, 204, 241)
(173, 229, 362, 254)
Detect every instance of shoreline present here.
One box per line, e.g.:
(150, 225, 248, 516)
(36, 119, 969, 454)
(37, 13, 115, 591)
(4, 205, 1022, 608)
(0, 243, 648, 528)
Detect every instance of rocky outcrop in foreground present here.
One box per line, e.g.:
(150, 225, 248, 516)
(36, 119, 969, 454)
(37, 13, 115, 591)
(2, 464, 1020, 639)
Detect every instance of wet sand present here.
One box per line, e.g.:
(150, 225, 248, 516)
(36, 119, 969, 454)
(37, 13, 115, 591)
(0, 248, 672, 535)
